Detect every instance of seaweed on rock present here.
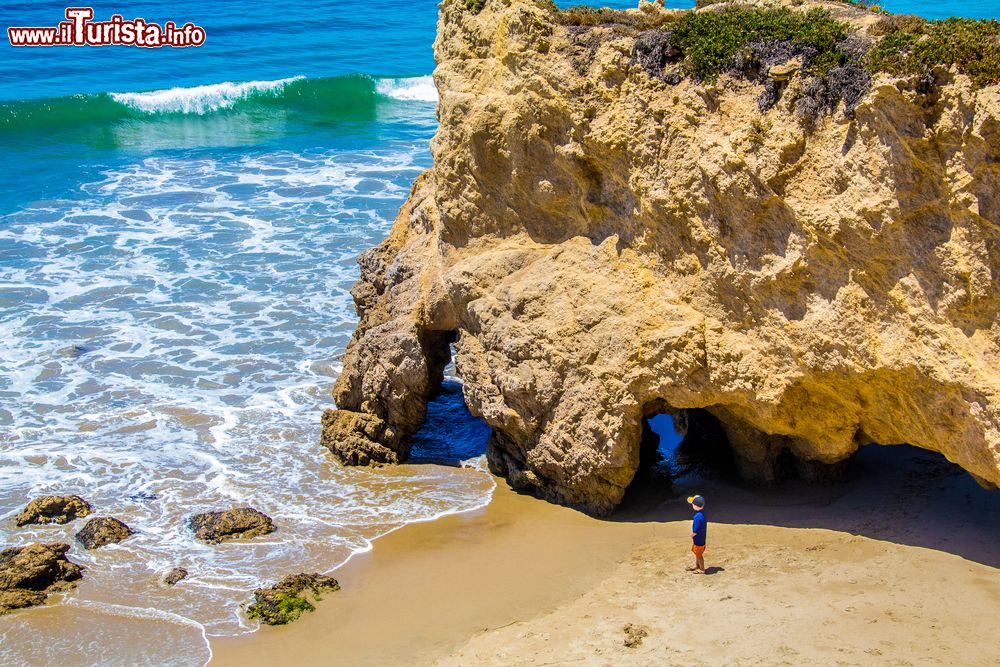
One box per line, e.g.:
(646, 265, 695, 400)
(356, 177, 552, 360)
(246, 574, 340, 625)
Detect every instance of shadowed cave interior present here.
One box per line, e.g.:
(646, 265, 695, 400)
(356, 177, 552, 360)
(398, 343, 1000, 569)
(402, 335, 981, 519)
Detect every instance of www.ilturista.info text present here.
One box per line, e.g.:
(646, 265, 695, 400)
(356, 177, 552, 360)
(8, 7, 206, 48)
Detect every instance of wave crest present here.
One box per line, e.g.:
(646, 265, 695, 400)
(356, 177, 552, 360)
(110, 77, 305, 115)
(1, 74, 439, 134)
(375, 75, 437, 103)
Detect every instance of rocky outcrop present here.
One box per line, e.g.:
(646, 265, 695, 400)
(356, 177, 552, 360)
(245, 573, 340, 625)
(323, 0, 1000, 514)
(163, 567, 188, 586)
(75, 517, 133, 549)
(188, 507, 275, 544)
(0, 543, 83, 614)
(15, 495, 92, 526)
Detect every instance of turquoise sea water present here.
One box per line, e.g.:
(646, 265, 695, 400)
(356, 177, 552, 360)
(0, 0, 997, 664)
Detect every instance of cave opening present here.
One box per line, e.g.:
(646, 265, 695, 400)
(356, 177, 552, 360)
(408, 340, 490, 465)
(652, 408, 738, 476)
(418, 328, 458, 403)
(621, 405, 739, 507)
(670, 409, 739, 478)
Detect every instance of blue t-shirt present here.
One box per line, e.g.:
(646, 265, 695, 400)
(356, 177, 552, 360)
(692, 510, 707, 546)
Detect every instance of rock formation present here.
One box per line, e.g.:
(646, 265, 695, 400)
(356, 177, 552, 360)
(75, 517, 133, 549)
(187, 507, 275, 544)
(0, 543, 83, 614)
(15, 495, 92, 526)
(322, 0, 1000, 514)
(245, 573, 340, 625)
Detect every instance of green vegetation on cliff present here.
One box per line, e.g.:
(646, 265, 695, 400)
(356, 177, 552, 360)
(668, 8, 848, 81)
(556, 4, 673, 29)
(548, 2, 1000, 90)
(867, 15, 1000, 86)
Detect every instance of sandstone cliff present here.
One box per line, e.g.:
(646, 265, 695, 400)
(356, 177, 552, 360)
(323, 0, 1000, 514)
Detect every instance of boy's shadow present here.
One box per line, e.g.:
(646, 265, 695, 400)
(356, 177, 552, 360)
(704, 566, 725, 575)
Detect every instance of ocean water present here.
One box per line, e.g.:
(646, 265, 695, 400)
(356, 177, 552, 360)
(0, 0, 997, 664)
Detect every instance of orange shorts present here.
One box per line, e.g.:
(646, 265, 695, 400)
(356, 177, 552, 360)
(691, 544, 706, 556)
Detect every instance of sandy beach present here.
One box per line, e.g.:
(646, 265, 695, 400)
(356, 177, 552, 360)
(208, 469, 656, 666)
(210, 444, 1000, 666)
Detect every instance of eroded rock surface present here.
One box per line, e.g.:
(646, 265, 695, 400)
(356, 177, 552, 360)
(0, 543, 83, 614)
(15, 495, 92, 526)
(323, 0, 1000, 514)
(245, 573, 340, 625)
(75, 517, 133, 549)
(188, 507, 275, 544)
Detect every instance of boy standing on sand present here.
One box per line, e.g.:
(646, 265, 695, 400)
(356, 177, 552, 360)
(687, 495, 707, 574)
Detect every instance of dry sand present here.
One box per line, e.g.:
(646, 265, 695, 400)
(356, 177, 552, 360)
(210, 444, 1000, 666)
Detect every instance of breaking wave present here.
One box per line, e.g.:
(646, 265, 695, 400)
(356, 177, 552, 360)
(0, 74, 437, 133)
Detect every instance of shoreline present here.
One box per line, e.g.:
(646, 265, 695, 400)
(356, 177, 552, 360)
(209, 444, 1000, 665)
(208, 477, 660, 666)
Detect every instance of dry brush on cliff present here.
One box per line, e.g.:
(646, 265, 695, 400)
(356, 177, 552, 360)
(322, 0, 1000, 515)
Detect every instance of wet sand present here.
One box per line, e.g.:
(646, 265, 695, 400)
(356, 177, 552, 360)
(209, 445, 1000, 666)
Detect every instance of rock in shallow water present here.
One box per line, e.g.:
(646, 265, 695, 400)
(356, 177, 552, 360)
(163, 567, 188, 586)
(0, 543, 83, 615)
(75, 517, 133, 549)
(187, 507, 275, 544)
(245, 573, 340, 625)
(14, 495, 93, 526)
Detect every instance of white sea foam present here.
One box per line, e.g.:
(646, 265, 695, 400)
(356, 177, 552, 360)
(0, 143, 494, 654)
(0, 598, 213, 667)
(375, 75, 438, 102)
(109, 77, 304, 114)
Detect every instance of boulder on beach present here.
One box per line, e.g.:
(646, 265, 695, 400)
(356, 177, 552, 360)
(14, 495, 93, 526)
(0, 542, 83, 615)
(187, 507, 275, 544)
(163, 567, 188, 586)
(245, 573, 340, 625)
(75, 517, 133, 549)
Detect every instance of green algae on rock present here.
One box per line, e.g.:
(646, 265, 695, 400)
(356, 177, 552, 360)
(246, 573, 340, 625)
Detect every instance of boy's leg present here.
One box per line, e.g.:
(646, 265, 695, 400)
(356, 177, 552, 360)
(692, 545, 705, 572)
(687, 544, 699, 570)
